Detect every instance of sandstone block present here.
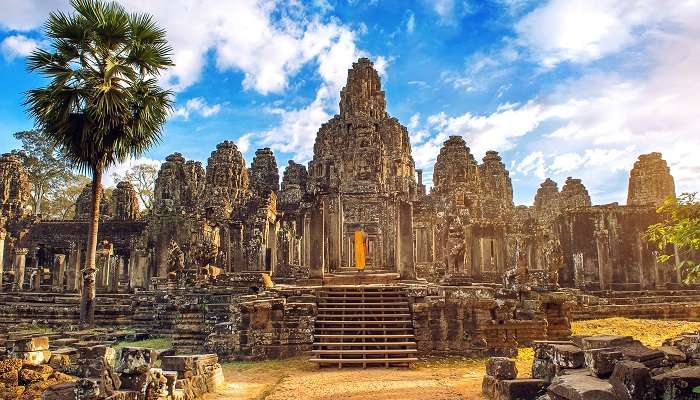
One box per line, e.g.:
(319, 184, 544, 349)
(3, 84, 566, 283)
(533, 341, 574, 360)
(580, 335, 634, 350)
(12, 336, 49, 352)
(115, 347, 156, 374)
(532, 358, 556, 383)
(41, 381, 76, 400)
(486, 357, 517, 380)
(547, 374, 616, 400)
(609, 361, 654, 400)
(584, 349, 623, 378)
(16, 350, 52, 365)
(482, 375, 497, 399)
(652, 366, 700, 400)
(551, 344, 584, 369)
(658, 346, 687, 366)
(494, 379, 547, 400)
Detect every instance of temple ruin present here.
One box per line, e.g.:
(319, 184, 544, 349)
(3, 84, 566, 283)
(0, 58, 697, 369)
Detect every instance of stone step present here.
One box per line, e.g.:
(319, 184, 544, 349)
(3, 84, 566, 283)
(319, 302, 409, 306)
(316, 327, 414, 332)
(316, 320, 413, 325)
(309, 357, 418, 365)
(313, 341, 416, 347)
(312, 349, 417, 354)
(315, 334, 414, 339)
(318, 307, 409, 314)
(316, 314, 412, 319)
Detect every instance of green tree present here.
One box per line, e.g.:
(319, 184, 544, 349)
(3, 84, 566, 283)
(43, 174, 92, 220)
(647, 192, 700, 283)
(111, 162, 158, 213)
(10, 130, 74, 215)
(25, 0, 173, 328)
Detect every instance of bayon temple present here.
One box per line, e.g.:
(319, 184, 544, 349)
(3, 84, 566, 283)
(0, 58, 696, 367)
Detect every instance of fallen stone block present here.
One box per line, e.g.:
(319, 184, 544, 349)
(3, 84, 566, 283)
(486, 357, 517, 380)
(658, 345, 688, 366)
(618, 343, 664, 368)
(664, 333, 700, 360)
(548, 374, 616, 400)
(11, 336, 49, 352)
(18, 363, 54, 384)
(41, 381, 76, 400)
(495, 379, 547, 400)
(551, 344, 584, 369)
(584, 349, 623, 378)
(115, 347, 156, 374)
(15, 350, 52, 365)
(532, 358, 556, 383)
(482, 375, 497, 399)
(581, 335, 634, 350)
(652, 366, 700, 400)
(609, 360, 654, 400)
(533, 341, 574, 360)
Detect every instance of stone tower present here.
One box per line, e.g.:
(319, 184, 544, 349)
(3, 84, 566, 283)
(559, 177, 591, 210)
(307, 57, 417, 273)
(74, 184, 111, 220)
(278, 161, 308, 208)
(153, 153, 206, 212)
(111, 181, 140, 220)
(0, 153, 31, 220)
(202, 141, 251, 219)
(627, 152, 675, 206)
(534, 178, 560, 220)
(249, 148, 279, 197)
(432, 136, 481, 215)
(479, 150, 514, 217)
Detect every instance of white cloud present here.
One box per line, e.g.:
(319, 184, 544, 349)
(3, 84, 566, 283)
(0, 35, 42, 60)
(2, 1, 369, 94)
(406, 10, 416, 33)
(172, 97, 222, 120)
(515, 0, 699, 67)
(516, 151, 545, 179)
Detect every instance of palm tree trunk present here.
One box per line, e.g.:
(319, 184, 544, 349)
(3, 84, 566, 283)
(79, 166, 103, 329)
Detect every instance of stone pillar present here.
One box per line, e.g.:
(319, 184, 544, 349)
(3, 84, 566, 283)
(108, 256, 119, 293)
(13, 248, 28, 291)
(572, 252, 585, 288)
(309, 204, 325, 279)
(67, 243, 82, 292)
(0, 229, 5, 292)
(398, 201, 416, 280)
(327, 197, 341, 272)
(96, 242, 114, 291)
(595, 230, 613, 291)
(31, 269, 41, 291)
(53, 254, 66, 293)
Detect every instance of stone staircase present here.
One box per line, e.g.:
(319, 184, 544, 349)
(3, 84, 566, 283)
(309, 285, 418, 367)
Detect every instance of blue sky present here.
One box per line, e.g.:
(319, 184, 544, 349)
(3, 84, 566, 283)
(1, 0, 699, 205)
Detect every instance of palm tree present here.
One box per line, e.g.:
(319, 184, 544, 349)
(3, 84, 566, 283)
(25, 0, 173, 328)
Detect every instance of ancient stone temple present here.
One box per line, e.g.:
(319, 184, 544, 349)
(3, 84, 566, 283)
(0, 58, 696, 373)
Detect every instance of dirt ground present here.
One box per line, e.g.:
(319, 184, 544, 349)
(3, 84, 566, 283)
(204, 318, 700, 400)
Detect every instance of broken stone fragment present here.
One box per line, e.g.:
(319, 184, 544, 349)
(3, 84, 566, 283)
(486, 357, 517, 380)
(495, 379, 547, 400)
(580, 335, 634, 350)
(652, 366, 700, 400)
(609, 360, 654, 400)
(115, 347, 156, 375)
(584, 349, 623, 378)
(532, 358, 556, 383)
(658, 346, 687, 366)
(548, 374, 616, 400)
(551, 344, 584, 369)
(533, 340, 575, 360)
(482, 375, 497, 399)
(11, 336, 49, 352)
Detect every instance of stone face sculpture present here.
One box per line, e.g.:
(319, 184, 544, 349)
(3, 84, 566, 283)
(111, 181, 140, 220)
(627, 152, 676, 206)
(249, 148, 279, 198)
(0, 153, 32, 220)
(167, 240, 184, 275)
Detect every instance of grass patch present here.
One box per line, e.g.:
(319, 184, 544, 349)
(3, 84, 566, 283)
(112, 337, 172, 352)
(571, 317, 700, 347)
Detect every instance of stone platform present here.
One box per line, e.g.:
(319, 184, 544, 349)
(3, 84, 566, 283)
(322, 271, 400, 286)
